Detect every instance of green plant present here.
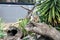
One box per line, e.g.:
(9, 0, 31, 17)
(18, 18, 30, 36)
(36, 0, 60, 27)
(0, 18, 5, 38)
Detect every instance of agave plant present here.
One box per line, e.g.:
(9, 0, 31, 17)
(36, 0, 60, 27)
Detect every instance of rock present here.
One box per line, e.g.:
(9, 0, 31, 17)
(4, 26, 22, 40)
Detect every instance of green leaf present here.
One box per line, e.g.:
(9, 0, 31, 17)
(48, 9, 52, 23)
(18, 18, 30, 36)
(39, 2, 51, 16)
(52, 6, 55, 19)
(37, 0, 50, 12)
(54, 0, 57, 4)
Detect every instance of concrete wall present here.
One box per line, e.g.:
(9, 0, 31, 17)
(0, 4, 34, 23)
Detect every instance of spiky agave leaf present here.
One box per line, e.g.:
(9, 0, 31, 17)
(36, 0, 60, 26)
(48, 9, 52, 23)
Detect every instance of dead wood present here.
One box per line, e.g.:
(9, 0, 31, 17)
(25, 21, 60, 40)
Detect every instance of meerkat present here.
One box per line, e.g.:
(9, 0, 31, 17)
(30, 14, 40, 23)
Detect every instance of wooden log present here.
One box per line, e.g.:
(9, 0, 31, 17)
(25, 22, 60, 40)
